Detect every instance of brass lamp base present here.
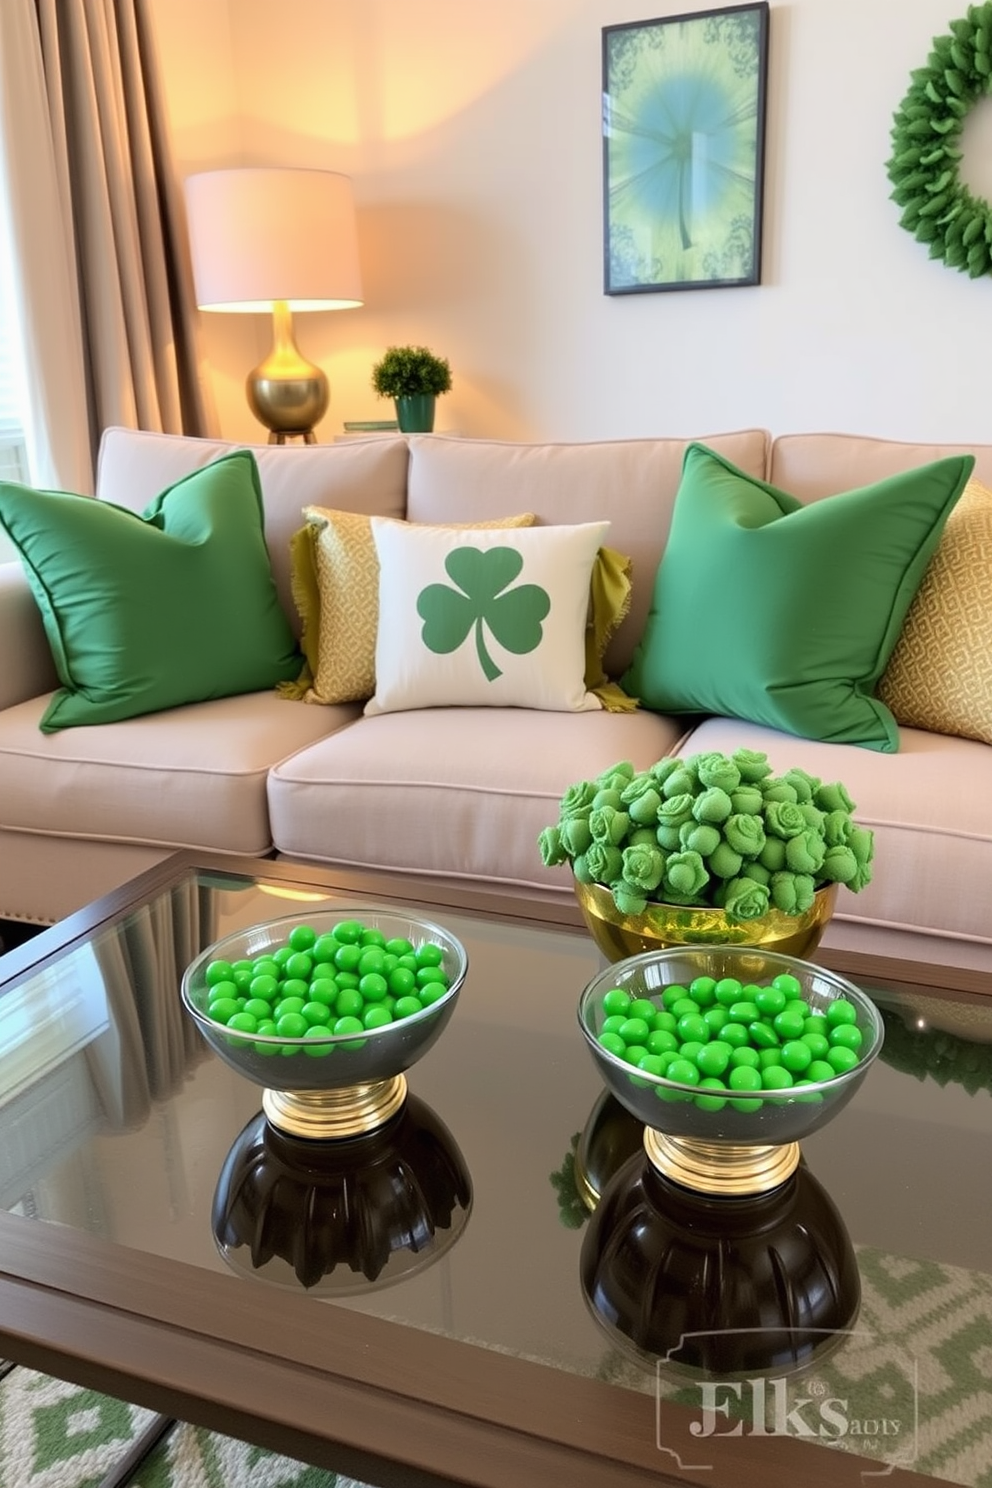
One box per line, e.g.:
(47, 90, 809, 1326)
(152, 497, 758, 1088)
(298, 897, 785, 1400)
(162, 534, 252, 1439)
(643, 1127, 801, 1196)
(262, 1074, 408, 1139)
(247, 299, 329, 442)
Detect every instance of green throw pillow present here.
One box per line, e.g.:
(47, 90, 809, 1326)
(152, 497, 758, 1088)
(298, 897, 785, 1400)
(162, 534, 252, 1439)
(0, 450, 301, 731)
(622, 443, 975, 752)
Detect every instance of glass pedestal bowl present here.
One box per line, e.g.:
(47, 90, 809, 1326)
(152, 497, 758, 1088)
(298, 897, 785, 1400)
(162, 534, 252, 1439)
(182, 906, 467, 1140)
(578, 944, 883, 1198)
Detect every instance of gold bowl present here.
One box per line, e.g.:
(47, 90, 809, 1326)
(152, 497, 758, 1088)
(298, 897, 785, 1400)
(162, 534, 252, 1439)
(573, 878, 837, 963)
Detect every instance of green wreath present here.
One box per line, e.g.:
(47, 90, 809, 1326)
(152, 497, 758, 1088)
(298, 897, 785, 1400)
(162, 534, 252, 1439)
(887, 2, 992, 277)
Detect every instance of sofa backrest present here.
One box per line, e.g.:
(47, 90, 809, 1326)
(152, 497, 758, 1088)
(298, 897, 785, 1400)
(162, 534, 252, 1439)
(769, 432, 992, 499)
(95, 428, 409, 634)
(404, 429, 770, 675)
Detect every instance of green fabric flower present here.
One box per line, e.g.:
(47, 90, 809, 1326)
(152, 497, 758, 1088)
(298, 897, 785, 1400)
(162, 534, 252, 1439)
(538, 825, 566, 867)
(822, 809, 855, 848)
(692, 785, 733, 824)
(628, 826, 659, 847)
(820, 844, 859, 884)
(799, 803, 826, 832)
(611, 878, 648, 915)
(785, 829, 826, 876)
(656, 792, 696, 849)
(621, 779, 663, 826)
(539, 748, 875, 918)
(848, 827, 874, 890)
(723, 812, 765, 858)
(679, 821, 722, 857)
(560, 780, 596, 817)
(721, 876, 771, 921)
(663, 851, 709, 900)
(560, 815, 592, 857)
(694, 752, 741, 793)
(816, 781, 856, 814)
(661, 766, 697, 799)
(772, 871, 816, 914)
(649, 758, 684, 786)
(764, 800, 807, 839)
(729, 784, 764, 815)
(621, 841, 665, 892)
(591, 786, 623, 812)
(589, 804, 630, 846)
(762, 777, 799, 804)
(707, 840, 743, 879)
(585, 841, 624, 885)
(781, 767, 820, 803)
(758, 835, 787, 872)
(731, 748, 773, 783)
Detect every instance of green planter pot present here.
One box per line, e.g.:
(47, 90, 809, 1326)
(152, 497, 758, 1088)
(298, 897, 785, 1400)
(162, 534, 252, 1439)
(394, 394, 436, 433)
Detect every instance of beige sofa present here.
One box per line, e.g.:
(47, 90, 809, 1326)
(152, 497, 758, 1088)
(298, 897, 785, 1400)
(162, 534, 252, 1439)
(1, 426, 990, 976)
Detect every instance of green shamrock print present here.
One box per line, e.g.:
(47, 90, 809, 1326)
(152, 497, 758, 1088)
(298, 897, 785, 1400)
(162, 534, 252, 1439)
(416, 546, 551, 682)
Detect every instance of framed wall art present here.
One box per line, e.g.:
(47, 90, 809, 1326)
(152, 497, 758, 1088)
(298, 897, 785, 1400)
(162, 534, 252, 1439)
(602, 3, 770, 295)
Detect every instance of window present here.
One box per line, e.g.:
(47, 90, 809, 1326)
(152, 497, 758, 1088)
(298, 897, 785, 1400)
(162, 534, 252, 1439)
(0, 222, 27, 482)
(0, 176, 28, 561)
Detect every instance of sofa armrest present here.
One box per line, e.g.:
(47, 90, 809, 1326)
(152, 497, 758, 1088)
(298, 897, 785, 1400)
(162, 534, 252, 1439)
(0, 561, 58, 709)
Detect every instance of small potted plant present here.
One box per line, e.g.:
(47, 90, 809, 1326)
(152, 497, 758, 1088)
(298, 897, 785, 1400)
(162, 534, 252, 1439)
(538, 748, 875, 959)
(371, 345, 452, 432)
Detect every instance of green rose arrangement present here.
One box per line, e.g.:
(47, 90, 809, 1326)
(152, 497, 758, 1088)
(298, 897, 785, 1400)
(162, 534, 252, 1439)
(538, 748, 874, 925)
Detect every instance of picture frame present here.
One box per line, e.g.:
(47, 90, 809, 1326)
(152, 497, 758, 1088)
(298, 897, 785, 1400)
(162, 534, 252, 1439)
(602, 3, 770, 295)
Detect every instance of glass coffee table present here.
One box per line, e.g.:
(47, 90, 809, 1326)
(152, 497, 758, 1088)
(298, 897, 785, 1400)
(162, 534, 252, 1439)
(0, 851, 989, 1488)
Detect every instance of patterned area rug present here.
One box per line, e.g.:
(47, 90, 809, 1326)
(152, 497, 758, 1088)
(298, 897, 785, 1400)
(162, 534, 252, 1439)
(592, 1244, 992, 1486)
(0, 1368, 375, 1488)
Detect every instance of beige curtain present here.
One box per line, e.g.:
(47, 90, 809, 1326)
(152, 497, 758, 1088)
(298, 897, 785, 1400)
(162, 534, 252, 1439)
(0, 0, 215, 494)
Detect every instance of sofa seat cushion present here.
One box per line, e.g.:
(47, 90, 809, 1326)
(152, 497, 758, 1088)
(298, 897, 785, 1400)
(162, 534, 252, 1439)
(268, 707, 690, 891)
(0, 692, 360, 857)
(674, 717, 992, 947)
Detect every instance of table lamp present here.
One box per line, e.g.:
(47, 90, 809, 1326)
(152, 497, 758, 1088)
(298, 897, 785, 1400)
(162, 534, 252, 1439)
(184, 168, 363, 443)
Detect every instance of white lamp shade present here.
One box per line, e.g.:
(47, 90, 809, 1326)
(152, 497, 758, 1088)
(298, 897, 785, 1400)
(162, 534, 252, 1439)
(184, 167, 363, 312)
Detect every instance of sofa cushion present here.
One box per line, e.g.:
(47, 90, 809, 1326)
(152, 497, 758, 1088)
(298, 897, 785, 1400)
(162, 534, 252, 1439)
(268, 707, 691, 891)
(404, 429, 770, 676)
(622, 443, 974, 752)
(877, 479, 992, 746)
(674, 717, 992, 948)
(0, 452, 301, 732)
(365, 519, 609, 714)
(292, 507, 536, 705)
(0, 690, 359, 857)
(95, 427, 409, 635)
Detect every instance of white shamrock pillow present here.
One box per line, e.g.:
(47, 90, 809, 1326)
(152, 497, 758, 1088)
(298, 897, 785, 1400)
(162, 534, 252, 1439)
(365, 518, 610, 714)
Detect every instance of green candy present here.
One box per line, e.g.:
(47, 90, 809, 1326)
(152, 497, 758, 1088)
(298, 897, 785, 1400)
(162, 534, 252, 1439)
(714, 977, 744, 1007)
(772, 1010, 806, 1041)
(748, 1020, 779, 1050)
(695, 1078, 728, 1111)
(676, 1013, 710, 1044)
(629, 997, 658, 1022)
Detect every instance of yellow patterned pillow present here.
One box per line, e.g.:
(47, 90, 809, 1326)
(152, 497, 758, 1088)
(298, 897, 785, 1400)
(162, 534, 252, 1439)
(877, 478, 992, 744)
(288, 509, 536, 705)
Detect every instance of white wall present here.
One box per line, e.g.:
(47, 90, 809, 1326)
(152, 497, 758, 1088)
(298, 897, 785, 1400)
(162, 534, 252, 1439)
(151, 0, 992, 446)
